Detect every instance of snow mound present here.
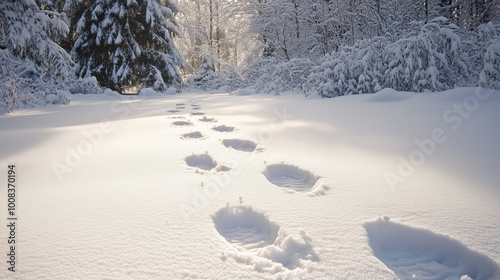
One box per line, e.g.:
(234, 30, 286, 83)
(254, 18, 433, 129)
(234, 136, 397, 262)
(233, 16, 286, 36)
(263, 164, 320, 192)
(138, 88, 161, 96)
(222, 139, 257, 152)
(364, 218, 499, 280)
(230, 88, 257, 96)
(185, 154, 217, 171)
(212, 125, 235, 132)
(366, 88, 415, 103)
(213, 206, 279, 251)
(181, 131, 203, 139)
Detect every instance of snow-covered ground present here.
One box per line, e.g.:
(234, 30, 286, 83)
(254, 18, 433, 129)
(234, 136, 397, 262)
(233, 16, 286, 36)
(0, 88, 499, 279)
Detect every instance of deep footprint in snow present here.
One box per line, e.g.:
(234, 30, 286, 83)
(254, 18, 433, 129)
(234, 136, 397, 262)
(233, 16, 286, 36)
(185, 154, 217, 171)
(213, 125, 235, 132)
(199, 116, 217, 123)
(213, 205, 319, 272)
(263, 164, 320, 192)
(212, 206, 279, 251)
(222, 139, 257, 152)
(364, 218, 499, 280)
(172, 121, 193, 126)
(167, 110, 180, 113)
(181, 131, 203, 139)
(176, 103, 185, 106)
(191, 112, 205, 116)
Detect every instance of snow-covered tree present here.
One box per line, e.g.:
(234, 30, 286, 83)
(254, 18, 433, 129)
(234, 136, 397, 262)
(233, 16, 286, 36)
(0, 0, 76, 112)
(72, 0, 184, 93)
(0, 0, 73, 78)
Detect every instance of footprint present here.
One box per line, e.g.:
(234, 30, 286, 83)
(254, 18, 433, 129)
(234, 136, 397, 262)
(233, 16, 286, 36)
(176, 107, 185, 110)
(191, 112, 205, 116)
(263, 164, 320, 192)
(222, 139, 257, 152)
(192, 106, 201, 110)
(199, 116, 217, 123)
(182, 131, 203, 139)
(172, 121, 193, 126)
(364, 218, 499, 280)
(176, 103, 185, 106)
(167, 110, 180, 113)
(216, 165, 232, 172)
(185, 154, 217, 171)
(213, 206, 279, 251)
(213, 125, 235, 132)
(213, 205, 319, 272)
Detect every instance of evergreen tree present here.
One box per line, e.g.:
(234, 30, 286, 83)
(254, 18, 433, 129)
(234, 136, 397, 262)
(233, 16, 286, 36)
(72, 0, 184, 93)
(0, 0, 73, 78)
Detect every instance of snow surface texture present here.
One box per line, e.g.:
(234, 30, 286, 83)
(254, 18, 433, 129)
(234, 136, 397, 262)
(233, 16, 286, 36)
(365, 218, 498, 280)
(0, 88, 499, 279)
(263, 163, 320, 192)
(222, 139, 258, 152)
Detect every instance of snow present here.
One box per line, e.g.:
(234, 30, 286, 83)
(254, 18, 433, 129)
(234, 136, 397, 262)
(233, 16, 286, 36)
(0, 88, 499, 279)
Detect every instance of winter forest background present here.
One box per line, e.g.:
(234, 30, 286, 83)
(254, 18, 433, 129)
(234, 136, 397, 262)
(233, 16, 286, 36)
(1, 0, 499, 112)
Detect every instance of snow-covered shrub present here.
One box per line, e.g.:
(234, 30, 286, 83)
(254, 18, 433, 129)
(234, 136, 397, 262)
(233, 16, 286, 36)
(305, 37, 386, 97)
(475, 22, 500, 90)
(216, 65, 243, 91)
(479, 42, 500, 90)
(67, 76, 103, 95)
(242, 57, 313, 94)
(186, 63, 221, 90)
(383, 18, 469, 92)
(0, 49, 71, 113)
(186, 63, 242, 92)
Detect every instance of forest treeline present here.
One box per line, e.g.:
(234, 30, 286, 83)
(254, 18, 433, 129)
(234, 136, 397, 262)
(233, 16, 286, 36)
(0, 0, 499, 112)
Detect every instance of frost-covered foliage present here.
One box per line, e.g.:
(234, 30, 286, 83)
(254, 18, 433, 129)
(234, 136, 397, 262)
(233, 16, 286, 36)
(305, 37, 386, 97)
(241, 18, 500, 97)
(186, 63, 242, 91)
(383, 18, 469, 92)
(0, 50, 70, 113)
(0, 0, 73, 79)
(0, 49, 103, 113)
(72, 0, 184, 94)
(0, 0, 98, 113)
(307, 18, 471, 97)
(476, 22, 500, 90)
(241, 58, 314, 94)
(479, 42, 500, 90)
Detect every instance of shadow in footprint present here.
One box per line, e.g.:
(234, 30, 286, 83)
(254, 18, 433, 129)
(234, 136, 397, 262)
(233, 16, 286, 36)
(264, 164, 320, 192)
(172, 121, 192, 126)
(213, 206, 279, 251)
(185, 154, 217, 171)
(182, 131, 203, 139)
(223, 139, 257, 152)
(191, 112, 205, 116)
(199, 116, 217, 123)
(213, 205, 319, 272)
(167, 110, 180, 113)
(213, 125, 235, 132)
(364, 218, 499, 280)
